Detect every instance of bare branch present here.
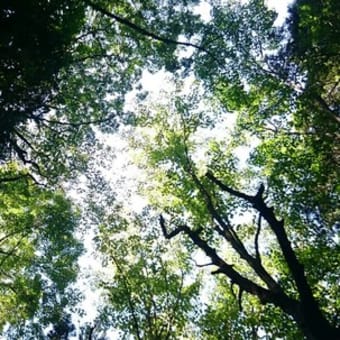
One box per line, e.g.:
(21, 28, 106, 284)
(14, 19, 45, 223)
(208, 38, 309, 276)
(206, 171, 254, 203)
(159, 215, 185, 239)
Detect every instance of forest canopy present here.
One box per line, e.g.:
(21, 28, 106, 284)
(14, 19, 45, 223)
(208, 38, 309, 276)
(0, 0, 339, 339)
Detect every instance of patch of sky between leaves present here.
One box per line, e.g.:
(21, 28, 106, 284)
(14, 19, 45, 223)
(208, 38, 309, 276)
(194, 0, 294, 26)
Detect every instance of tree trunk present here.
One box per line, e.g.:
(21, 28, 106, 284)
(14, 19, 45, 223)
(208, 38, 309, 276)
(294, 305, 340, 340)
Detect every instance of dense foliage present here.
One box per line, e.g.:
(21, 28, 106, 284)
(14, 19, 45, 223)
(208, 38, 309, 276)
(0, 0, 85, 161)
(0, 0, 338, 338)
(95, 213, 201, 339)
(0, 165, 83, 338)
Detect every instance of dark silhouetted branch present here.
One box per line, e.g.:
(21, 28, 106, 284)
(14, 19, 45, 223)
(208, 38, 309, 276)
(86, 1, 210, 54)
(159, 216, 298, 318)
(255, 214, 262, 265)
(206, 171, 340, 338)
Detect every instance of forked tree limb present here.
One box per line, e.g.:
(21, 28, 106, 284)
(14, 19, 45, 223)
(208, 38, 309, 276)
(205, 171, 339, 339)
(159, 215, 299, 315)
(188, 169, 279, 291)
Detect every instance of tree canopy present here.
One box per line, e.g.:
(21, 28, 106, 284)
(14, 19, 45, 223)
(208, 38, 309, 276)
(0, 0, 339, 339)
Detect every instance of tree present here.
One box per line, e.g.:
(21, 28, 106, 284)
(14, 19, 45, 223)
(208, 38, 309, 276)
(129, 72, 339, 338)
(0, 0, 85, 160)
(0, 0, 203, 183)
(1, 0, 339, 338)
(94, 210, 201, 339)
(0, 164, 83, 337)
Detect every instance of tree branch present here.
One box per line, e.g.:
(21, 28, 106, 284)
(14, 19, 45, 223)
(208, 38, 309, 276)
(206, 171, 253, 202)
(255, 214, 262, 265)
(190, 169, 279, 291)
(206, 172, 337, 337)
(110, 255, 142, 340)
(86, 1, 209, 54)
(159, 216, 298, 317)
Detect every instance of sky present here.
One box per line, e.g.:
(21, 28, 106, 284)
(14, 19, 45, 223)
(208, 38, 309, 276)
(267, 0, 294, 25)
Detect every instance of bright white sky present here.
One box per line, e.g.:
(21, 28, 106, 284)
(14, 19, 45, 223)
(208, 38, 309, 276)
(267, 0, 295, 25)
(74, 1, 294, 338)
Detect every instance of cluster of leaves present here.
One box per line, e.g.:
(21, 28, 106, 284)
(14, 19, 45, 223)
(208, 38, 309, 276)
(0, 0, 339, 338)
(93, 210, 201, 339)
(0, 0, 205, 184)
(0, 165, 83, 338)
(0, 0, 85, 160)
(0, 1, 205, 335)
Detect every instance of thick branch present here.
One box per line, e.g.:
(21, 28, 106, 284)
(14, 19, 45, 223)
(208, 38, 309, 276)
(189, 170, 279, 291)
(206, 171, 253, 202)
(255, 214, 262, 264)
(160, 216, 299, 317)
(206, 172, 340, 338)
(206, 172, 305, 286)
